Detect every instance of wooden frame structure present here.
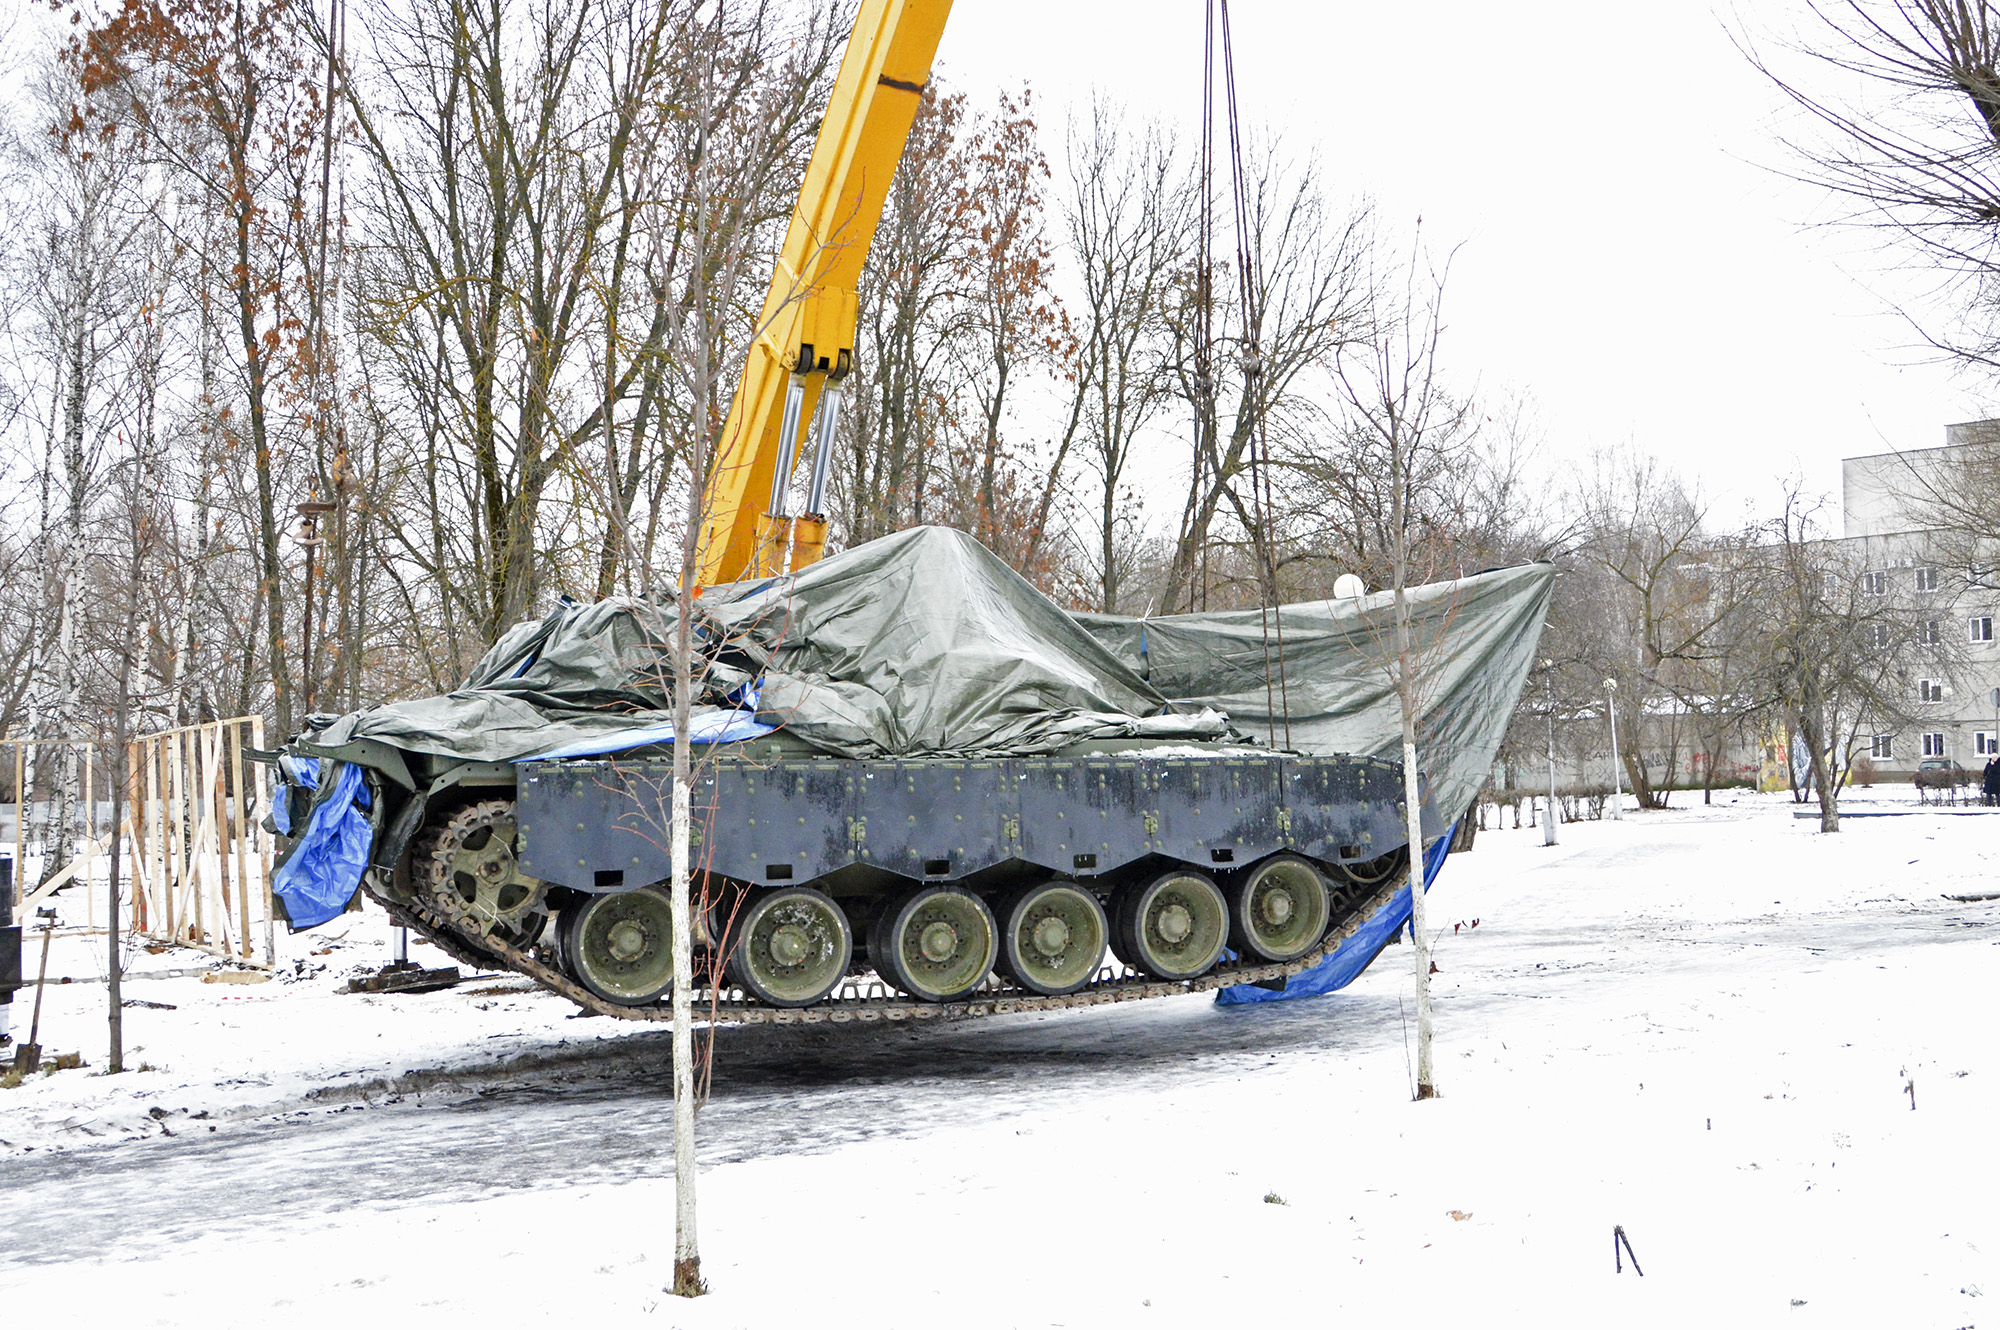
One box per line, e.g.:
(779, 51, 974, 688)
(6, 718, 274, 967)
(125, 717, 274, 966)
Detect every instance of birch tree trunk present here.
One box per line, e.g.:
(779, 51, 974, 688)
(1393, 518, 1435, 1100)
(1398, 712, 1435, 1096)
(668, 618, 701, 1295)
(1334, 239, 1472, 1104)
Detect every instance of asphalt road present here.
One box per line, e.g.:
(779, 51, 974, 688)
(1, 885, 1976, 1270)
(0, 985, 1406, 1267)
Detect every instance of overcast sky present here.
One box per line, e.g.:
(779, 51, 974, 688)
(938, 0, 1998, 529)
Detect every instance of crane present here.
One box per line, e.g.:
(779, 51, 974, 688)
(272, 0, 1516, 1025)
(693, 0, 954, 587)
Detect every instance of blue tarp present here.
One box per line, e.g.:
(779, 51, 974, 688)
(269, 760, 373, 930)
(268, 754, 318, 835)
(1215, 833, 1455, 1005)
(513, 708, 775, 762)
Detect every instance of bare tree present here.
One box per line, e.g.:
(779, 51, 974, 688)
(1157, 141, 1372, 614)
(1332, 238, 1476, 1102)
(1060, 101, 1190, 612)
(839, 84, 973, 544)
(12, 58, 151, 886)
(338, 0, 829, 648)
(1744, 1, 2000, 365)
(831, 82, 1080, 594)
(75, 0, 328, 737)
(1761, 486, 1957, 829)
(1861, 418, 2000, 593)
(947, 89, 1069, 552)
(1573, 456, 1735, 809)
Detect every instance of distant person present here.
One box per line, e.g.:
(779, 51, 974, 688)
(1984, 756, 2000, 807)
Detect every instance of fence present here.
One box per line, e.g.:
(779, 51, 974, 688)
(8, 718, 275, 967)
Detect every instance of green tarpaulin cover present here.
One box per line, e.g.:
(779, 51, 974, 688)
(309, 527, 1552, 808)
(1075, 562, 1555, 821)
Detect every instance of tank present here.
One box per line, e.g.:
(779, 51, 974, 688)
(271, 529, 1553, 1024)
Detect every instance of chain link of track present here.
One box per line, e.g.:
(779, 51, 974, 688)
(367, 866, 1411, 1027)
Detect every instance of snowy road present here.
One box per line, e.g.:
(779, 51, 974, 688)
(0, 981, 1420, 1266)
(2, 798, 1994, 1328)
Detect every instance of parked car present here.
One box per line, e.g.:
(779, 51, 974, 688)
(1914, 758, 1971, 791)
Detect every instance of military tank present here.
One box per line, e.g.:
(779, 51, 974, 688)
(271, 528, 1551, 1025)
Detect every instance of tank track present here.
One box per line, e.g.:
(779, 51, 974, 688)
(363, 865, 1410, 1027)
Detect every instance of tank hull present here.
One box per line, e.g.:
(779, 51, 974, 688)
(357, 748, 1442, 1019)
(515, 751, 1425, 894)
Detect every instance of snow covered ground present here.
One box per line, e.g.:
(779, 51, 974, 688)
(1, 789, 1993, 1328)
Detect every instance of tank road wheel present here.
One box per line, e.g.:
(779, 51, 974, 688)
(563, 886, 674, 1007)
(1228, 853, 1331, 963)
(997, 882, 1107, 996)
(1335, 845, 1408, 891)
(870, 887, 998, 1003)
(1113, 870, 1228, 981)
(413, 800, 550, 947)
(728, 887, 852, 1009)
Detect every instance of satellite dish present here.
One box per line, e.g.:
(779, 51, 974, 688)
(1333, 573, 1367, 599)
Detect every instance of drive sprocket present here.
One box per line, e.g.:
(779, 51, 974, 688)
(413, 800, 550, 946)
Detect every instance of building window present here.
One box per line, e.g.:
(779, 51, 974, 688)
(1923, 732, 1948, 758)
(1916, 566, 1939, 592)
(1973, 616, 1994, 643)
(1863, 571, 1888, 596)
(1920, 678, 1946, 703)
(1923, 620, 1942, 645)
(1978, 732, 1998, 757)
(1871, 623, 1892, 648)
(1871, 734, 1894, 760)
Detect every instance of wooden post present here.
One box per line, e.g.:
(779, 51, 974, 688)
(190, 728, 207, 950)
(213, 729, 232, 951)
(253, 716, 274, 966)
(162, 731, 178, 941)
(170, 728, 190, 943)
(128, 740, 147, 932)
(229, 723, 253, 959)
(206, 726, 225, 953)
(207, 724, 230, 957)
(148, 737, 164, 939)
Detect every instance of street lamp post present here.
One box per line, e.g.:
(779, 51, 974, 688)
(1605, 678, 1625, 820)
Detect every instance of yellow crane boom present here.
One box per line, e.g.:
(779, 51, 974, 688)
(693, 0, 953, 587)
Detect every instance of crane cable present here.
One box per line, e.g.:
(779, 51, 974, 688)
(1205, 0, 1292, 749)
(1193, 2, 1219, 618)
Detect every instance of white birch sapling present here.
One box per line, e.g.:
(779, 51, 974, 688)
(1333, 238, 1472, 1102)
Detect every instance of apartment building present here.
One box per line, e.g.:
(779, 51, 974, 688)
(1841, 421, 2000, 776)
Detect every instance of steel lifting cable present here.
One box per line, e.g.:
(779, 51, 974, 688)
(1212, 0, 1292, 749)
(1199, 2, 1269, 741)
(1193, 3, 1220, 622)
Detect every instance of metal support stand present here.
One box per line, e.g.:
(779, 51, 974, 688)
(348, 917, 458, 995)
